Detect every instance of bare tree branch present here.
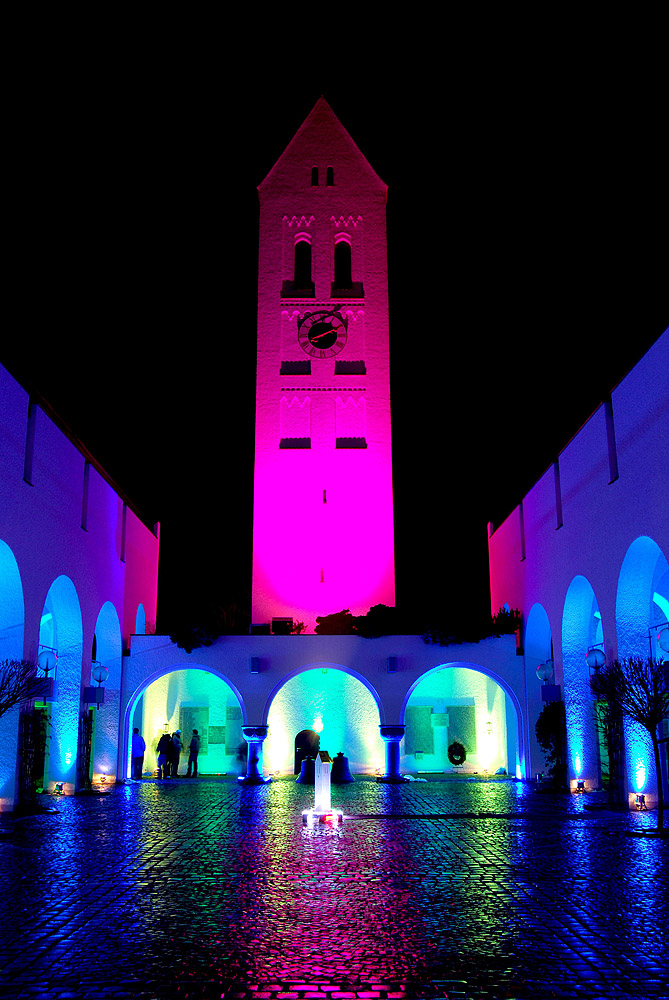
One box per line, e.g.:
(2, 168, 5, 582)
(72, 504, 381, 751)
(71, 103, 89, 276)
(0, 660, 43, 719)
(591, 656, 669, 831)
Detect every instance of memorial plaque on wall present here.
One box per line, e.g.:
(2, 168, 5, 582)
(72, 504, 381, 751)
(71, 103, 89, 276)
(225, 705, 243, 753)
(447, 705, 477, 753)
(404, 705, 435, 755)
(209, 726, 226, 746)
(179, 707, 210, 755)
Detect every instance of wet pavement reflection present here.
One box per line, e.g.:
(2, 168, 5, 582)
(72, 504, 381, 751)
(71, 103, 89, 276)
(0, 776, 667, 999)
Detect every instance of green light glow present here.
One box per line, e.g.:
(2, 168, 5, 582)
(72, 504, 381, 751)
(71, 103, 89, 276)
(136, 669, 244, 776)
(405, 666, 511, 774)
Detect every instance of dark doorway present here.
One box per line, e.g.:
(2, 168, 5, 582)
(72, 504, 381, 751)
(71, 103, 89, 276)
(294, 729, 320, 774)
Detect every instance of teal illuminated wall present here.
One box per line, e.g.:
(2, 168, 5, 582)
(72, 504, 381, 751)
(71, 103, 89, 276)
(136, 668, 244, 775)
(403, 666, 514, 775)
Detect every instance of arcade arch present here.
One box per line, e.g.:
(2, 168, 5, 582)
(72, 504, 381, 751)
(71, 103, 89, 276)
(562, 575, 603, 791)
(135, 603, 146, 635)
(401, 663, 521, 778)
(123, 667, 245, 780)
(616, 536, 669, 802)
(264, 666, 384, 776)
(525, 603, 553, 669)
(0, 539, 24, 661)
(38, 575, 83, 791)
(90, 601, 122, 783)
(0, 539, 25, 806)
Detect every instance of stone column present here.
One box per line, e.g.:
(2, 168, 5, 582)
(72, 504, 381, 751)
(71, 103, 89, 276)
(238, 725, 271, 784)
(377, 725, 407, 783)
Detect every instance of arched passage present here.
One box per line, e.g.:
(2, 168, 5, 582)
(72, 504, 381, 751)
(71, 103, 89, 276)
(401, 663, 522, 778)
(0, 539, 25, 808)
(122, 667, 246, 779)
(90, 601, 122, 782)
(264, 666, 384, 776)
(616, 536, 669, 804)
(39, 575, 83, 791)
(562, 575, 603, 791)
(135, 603, 146, 635)
(525, 603, 553, 666)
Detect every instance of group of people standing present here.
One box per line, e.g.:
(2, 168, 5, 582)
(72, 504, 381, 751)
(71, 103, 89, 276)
(131, 727, 200, 780)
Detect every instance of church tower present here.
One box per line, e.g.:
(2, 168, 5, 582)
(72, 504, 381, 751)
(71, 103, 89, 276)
(252, 98, 395, 632)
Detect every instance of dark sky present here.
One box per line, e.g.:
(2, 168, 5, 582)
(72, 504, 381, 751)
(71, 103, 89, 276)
(4, 71, 667, 633)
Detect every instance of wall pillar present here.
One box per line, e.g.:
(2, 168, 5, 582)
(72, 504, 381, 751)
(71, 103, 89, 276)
(238, 725, 271, 784)
(377, 725, 407, 783)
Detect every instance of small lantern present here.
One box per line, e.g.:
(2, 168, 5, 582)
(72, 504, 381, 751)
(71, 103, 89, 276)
(91, 662, 109, 686)
(84, 662, 108, 705)
(585, 647, 606, 670)
(37, 647, 58, 676)
(536, 660, 554, 683)
(657, 626, 669, 653)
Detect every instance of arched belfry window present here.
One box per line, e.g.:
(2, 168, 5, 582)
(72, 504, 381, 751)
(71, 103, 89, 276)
(326, 166, 334, 186)
(334, 239, 352, 289)
(293, 238, 314, 295)
(311, 166, 319, 186)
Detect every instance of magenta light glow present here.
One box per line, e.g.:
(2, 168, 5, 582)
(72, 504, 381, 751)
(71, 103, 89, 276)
(252, 448, 394, 629)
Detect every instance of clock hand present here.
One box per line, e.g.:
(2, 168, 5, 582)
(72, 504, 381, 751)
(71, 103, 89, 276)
(311, 330, 334, 341)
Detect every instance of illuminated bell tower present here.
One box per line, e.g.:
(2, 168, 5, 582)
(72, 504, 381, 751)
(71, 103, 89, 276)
(252, 98, 395, 631)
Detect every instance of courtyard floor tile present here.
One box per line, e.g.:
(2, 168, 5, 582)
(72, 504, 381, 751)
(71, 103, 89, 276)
(0, 776, 666, 1000)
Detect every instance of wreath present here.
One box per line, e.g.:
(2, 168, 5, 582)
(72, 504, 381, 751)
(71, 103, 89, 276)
(448, 741, 467, 766)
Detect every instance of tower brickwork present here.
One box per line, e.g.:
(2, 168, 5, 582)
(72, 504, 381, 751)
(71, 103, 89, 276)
(252, 98, 395, 631)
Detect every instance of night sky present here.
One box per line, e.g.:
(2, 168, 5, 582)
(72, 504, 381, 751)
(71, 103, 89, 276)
(4, 71, 667, 635)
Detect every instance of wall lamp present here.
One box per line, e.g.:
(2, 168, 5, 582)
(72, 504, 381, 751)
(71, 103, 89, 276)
(585, 645, 606, 671)
(37, 646, 58, 675)
(585, 645, 606, 669)
(83, 662, 108, 706)
(650, 620, 669, 656)
(536, 659, 554, 683)
(34, 646, 58, 700)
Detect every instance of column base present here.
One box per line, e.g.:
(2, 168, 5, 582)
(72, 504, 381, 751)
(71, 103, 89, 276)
(376, 776, 409, 784)
(237, 774, 271, 785)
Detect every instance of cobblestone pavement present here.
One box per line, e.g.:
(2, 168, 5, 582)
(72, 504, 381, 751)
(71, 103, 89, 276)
(0, 776, 667, 1000)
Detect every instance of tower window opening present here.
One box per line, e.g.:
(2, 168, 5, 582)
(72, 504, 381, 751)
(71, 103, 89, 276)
(334, 240, 352, 289)
(293, 239, 314, 294)
(326, 166, 334, 186)
(312, 166, 319, 186)
(323, 489, 327, 504)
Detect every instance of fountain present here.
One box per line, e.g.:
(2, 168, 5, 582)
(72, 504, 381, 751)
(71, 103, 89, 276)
(302, 750, 344, 826)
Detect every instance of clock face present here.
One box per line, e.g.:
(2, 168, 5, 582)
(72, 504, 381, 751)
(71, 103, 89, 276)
(298, 310, 347, 358)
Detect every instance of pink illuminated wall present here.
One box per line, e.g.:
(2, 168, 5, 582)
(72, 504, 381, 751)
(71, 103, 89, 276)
(252, 98, 395, 629)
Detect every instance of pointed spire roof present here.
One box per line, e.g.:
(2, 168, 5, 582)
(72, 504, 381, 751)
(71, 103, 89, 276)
(259, 96, 386, 195)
